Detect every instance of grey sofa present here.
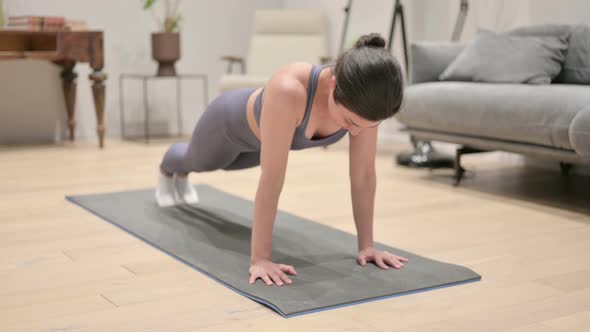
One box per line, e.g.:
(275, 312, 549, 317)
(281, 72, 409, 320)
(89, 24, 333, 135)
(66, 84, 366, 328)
(396, 24, 590, 185)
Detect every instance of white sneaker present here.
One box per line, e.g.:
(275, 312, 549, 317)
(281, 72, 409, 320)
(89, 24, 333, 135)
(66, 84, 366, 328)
(155, 172, 179, 207)
(175, 175, 199, 204)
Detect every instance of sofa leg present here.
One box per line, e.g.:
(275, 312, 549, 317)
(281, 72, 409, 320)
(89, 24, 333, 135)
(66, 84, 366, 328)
(454, 160, 465, 186)
(559, 162, 573, 176)
(454, 146, 488, 186)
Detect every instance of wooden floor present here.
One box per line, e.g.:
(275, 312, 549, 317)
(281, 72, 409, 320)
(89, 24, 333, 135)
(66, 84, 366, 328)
(1, 139, 589, 332)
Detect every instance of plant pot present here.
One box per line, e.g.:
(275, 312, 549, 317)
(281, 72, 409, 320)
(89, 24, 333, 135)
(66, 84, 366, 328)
(151, 32, 180, 77)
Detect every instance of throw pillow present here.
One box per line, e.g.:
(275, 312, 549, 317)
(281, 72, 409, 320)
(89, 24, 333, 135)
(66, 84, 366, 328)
(439, 30, 568, 84)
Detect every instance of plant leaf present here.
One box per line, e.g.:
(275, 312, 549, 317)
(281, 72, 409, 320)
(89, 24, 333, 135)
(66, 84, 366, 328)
(172, 12, 182, 32)
(143, 0, 156, 10)
(164, 13, 182, 32)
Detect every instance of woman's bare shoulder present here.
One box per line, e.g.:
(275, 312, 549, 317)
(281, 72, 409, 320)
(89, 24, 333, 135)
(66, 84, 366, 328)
(266, 62, 313, 93)
(263, 62, 313, 120)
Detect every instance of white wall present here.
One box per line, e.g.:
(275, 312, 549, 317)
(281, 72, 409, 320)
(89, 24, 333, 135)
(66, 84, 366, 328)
(410, 0, 590, 43)
(1, 0, 589, 145)
(529, 0, 590, 25)
(0, 0, 279, 144)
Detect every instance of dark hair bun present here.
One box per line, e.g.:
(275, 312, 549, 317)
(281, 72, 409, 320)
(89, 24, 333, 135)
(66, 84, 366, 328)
(354, 33, 386, 49)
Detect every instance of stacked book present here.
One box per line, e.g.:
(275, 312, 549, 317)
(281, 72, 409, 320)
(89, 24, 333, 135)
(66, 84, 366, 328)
(5, 16, 88, 31)
(64, 19, 88, 31)
(7, 16, 66, 31)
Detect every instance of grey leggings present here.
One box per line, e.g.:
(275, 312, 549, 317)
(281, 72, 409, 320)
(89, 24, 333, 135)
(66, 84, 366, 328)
(160, 88, 262, 175)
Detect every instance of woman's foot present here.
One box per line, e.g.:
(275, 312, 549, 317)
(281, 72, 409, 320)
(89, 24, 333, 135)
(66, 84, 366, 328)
(155, 171, 179, 207)
(175, 174, 199, 204)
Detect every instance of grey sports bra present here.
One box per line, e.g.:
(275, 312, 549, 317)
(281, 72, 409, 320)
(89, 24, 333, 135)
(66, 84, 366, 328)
(253, 64, 348, 150)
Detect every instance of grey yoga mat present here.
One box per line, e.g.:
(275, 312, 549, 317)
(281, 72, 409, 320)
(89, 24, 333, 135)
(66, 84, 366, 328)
(66, 184, 481, 318)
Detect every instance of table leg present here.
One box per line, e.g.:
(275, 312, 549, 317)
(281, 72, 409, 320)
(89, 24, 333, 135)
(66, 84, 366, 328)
(119, 75, 126, 139)
(60, 61, 77, 142)
(89, 70, 107, 148)
(143, 78, 150, 143)
(177, 78, 183, 137)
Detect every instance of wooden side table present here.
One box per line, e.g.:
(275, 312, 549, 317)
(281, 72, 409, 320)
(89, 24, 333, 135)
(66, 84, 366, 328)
(0, 30, 107, 148)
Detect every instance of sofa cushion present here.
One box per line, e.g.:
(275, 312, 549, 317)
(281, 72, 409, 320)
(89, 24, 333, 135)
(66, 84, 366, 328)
(410, 42, 465, 84)
(396, 82, 590, 151)
(558, 25, 590, 84)
(508, 23, 572, 39)
(509, 24, 590, 84)
(570, 108, 590, 157)
(439, 30, 568, 84)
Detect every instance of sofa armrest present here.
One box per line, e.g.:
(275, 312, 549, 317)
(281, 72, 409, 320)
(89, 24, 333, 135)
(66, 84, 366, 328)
(570, 107, 590, 158)
(220, 55, 246, 74)
(410, 42, 465, 84)
(320, 56, 335, 65)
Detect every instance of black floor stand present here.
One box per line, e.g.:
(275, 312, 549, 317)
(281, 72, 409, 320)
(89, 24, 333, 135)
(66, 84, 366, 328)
(395, 1, 470, 175)
(396, 136, 455, 169)
(388, 0, 409, 71)
(453, 146, 487, 186)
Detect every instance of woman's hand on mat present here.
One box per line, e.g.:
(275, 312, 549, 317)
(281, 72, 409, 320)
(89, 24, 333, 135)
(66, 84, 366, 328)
(357, 247, 409, 270)
(249, 260, 297, 286)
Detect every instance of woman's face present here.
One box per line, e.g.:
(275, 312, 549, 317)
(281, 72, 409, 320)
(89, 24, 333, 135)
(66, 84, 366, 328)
(327, 76, 381, 136)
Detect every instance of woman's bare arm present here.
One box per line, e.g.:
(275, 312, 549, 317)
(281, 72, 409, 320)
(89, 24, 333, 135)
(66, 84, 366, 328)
(349, 127, 409, 269)
(250, 71, 305, 264)
(348, 126, 378, 252)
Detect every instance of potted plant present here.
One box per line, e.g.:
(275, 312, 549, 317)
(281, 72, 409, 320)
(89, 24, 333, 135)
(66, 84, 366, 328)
(0, 0, 5, 27)
(143, 0, 182, 76)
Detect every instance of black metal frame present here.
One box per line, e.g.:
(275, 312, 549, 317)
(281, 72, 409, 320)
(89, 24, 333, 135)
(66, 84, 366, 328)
(339, 0, 353, 55)
(387, 0, 410, 72)
(395, 0, 471, 182)
(451, 0, 470, 42)
(119, 73, 209, 143)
